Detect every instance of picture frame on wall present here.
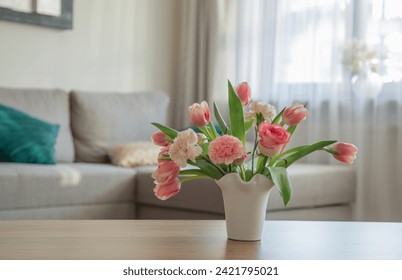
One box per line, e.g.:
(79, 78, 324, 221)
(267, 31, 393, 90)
(0, 0, 73, 29)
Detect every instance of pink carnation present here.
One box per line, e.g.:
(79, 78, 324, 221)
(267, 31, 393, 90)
(208, 135, 246, 165)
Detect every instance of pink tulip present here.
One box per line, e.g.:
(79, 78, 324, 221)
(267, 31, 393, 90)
(151, 131, 170, 147)
(152, 157, 181, 200)
(188, 101, 210, 127)
(157, 147, 170, 163)
(154, 179, 181, 200)
(235, 82, 251, 106)
(258, 122, 290, 156)
(332, 142, 358, 164)
(282, 103, 309, 126)
(208, 135, 246, 165)
(151, 160, 180, 184)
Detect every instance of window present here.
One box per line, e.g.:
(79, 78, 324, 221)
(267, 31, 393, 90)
(276, 0, 346, 83)
(367, 0, 402, 82)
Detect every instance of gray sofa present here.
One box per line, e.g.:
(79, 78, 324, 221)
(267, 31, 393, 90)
(0, 87, 356, 220)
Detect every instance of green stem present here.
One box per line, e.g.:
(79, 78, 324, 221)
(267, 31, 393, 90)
(239, 165, 246, 181)
(256, 155, 268, 174)
(322, 147, 338, 155)
(208, 121, 219, 139)
(179, 175, 210, 183)
(201, 155, 226, 175)
(179, 169, 207, 176)
(199, 126, 212, 140)
(251, 126, 258, 175)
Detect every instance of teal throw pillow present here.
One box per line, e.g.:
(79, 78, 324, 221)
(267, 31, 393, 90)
(0, 104, 59, 164)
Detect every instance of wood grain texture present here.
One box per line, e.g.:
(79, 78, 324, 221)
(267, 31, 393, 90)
(0, 220, 401, 260)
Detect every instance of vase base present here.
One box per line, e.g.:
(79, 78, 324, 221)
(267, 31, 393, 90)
(228, 237, 261, 242)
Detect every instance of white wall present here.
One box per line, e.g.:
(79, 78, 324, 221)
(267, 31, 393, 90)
(0, 0, 181, 95)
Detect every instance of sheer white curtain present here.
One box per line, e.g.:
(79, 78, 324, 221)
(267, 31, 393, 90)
(225, 0, 402, 221)
(173, 0, 230, 129)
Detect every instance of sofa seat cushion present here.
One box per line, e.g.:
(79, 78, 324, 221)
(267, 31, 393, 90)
(70, 91, 169, 163)
(0, 87, 74, 162)
(135, 163, 356, 215)
(0, 163, 136, 211)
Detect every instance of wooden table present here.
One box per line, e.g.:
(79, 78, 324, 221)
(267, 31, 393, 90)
(0, 220, 401, 260)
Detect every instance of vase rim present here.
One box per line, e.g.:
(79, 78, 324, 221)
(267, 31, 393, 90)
(215, 172, 274, 186)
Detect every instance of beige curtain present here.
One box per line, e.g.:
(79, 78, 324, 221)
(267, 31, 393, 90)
(172, 0, 231, 129)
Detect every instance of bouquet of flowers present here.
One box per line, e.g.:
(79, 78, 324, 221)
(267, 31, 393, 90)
(151, 81, 357, 206)
(342, 38, 378, 75)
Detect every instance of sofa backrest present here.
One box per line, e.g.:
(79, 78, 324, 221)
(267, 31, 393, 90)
(70, 90, 169, 163)
(0, 87, 75, 162)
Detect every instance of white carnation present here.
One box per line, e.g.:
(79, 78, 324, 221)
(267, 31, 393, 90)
(169, 129, 202, 167)
(244, 101, 277, 123)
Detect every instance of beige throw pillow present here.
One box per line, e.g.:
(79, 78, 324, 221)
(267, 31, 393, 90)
(108, 142, 160, 167)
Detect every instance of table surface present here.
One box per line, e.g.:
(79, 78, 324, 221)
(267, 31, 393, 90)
(0, 220, 401, 260)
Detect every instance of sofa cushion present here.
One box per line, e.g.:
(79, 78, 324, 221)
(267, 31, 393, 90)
(70, 91, 169, 163)
(108, 141, 160, 167)
(0, 203, 136, 220)
(0, 104, 59, 164)
(0, 87, 74, 162)
(0, 163, 136, 211)
(135, 163, 356, 215)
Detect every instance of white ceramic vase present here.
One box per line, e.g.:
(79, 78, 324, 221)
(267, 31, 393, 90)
(351, 64, 383, 98)
(215, 173, 275, 241)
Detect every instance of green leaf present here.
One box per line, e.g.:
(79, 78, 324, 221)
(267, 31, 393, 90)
(262, 166, 270, 177)
(194, 158, 224, 180)
(228, 80, 246, 144)
(287, 125, 297, 134)
(151, 123, 178, 139)
(271, 107, 285, 124)
(213, 102, 230, 134)
(200, 142, 209, 154)
(256, 155, 268, 174)
(270, 145, 308, 165)
(199, 126, 212, 140)
(256, 112, 265, 125)
(267, 166, 292, 206)
(244, 119, 254, 133)
(179, 169, 208, 176)
(276, 140, 337, 168)
(207, 121, 219, 139)
(245, 169, 253, 181)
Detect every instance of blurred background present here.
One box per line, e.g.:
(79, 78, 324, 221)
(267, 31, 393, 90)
(0, 0, 401, 222)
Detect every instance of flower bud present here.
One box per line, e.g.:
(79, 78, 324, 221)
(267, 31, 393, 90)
(151, 131, 170, 147)
(188, 101, 210, 127)
(282, 103, 309, 126)
(332, 142, 358, 164)
(235, 82, 251, 106)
